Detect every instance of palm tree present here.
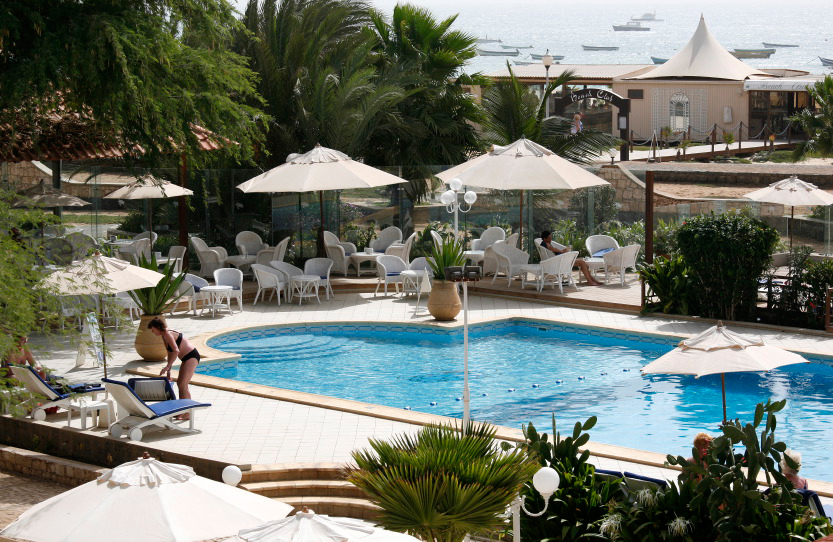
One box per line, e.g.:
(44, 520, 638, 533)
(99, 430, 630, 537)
(347, 423, 536, 542)
(791, 75, 833, 161)
(368, 4, 486, 201)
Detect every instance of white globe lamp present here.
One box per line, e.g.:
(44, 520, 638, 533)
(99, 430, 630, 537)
(449, 177, 463, 192)
(532, 466, 560, 499)
(464, 190, 477, 205)
(222, 465, 243, 486)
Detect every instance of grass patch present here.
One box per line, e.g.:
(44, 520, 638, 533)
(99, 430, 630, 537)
(62, 213, 125, 224)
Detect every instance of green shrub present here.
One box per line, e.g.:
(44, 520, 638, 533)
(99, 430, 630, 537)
(803, 259, 833, 325)
(676, 211, 778, 321)
(638, 254, 698, 315)
(502, 416, 621, 541)
(569, 186, 618, 232)
(118, 209, 146, 233)
(654, 217, 681, 255)
(551, 219, 588, 257)
(600, 220, 645, 261)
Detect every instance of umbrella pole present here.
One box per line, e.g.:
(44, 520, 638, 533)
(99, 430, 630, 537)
(721, 373, 727, 424)
(148, 199, 154, 248)
(519, 190, 524, 247)
(318, 190, 325, 256)
(789, 206, 794, 249)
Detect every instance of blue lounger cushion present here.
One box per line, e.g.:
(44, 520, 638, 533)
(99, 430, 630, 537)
(147, 399, 209, 418)
(592, 247, 617, 257)
(624, 471, 668, 488)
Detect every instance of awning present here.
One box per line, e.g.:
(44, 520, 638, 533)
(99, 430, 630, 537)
(743, 79, 817, 92)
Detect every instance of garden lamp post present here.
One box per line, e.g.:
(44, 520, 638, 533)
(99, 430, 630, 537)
(440, 178, 477, 242)
(542, 50, 553, 117)
(511, 466, 561, 542)
(444, 265, 482, 431)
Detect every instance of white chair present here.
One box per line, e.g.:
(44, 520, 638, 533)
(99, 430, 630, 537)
(190, 237, 228, 278)
(213, 268, 244, 312)
(118, 238, 151, 265)
(530, 251, 579, 293)
(471, 227, 506, 251)
(491, 244, 535, 287)
(430, 230, 444, 253)
(171, 273, 210, 316)
(270, 261, 304, 303)
(166, 245, 187, 274)
(323, 231, 357, 254)
(133, 231, 158, 245)
(403, 257, 433, 296)
(370, 226, 403, 253)
(43, 237, 75, 265)
(385, 232, 417, 264)
(325, 243, 355, 275)
(504, 232, 519, 248)
(251, 264, 284, 306)
(10, 365, 105, 425)
(226, 231, 267, 272)
(111, 291, 140, 328)
(412, 269, 432, 314)
(304, 258, 334, 300)
(375, 255, 408, 295)
(65, 232, 99, 261)
(602, 244, 641, 286)
(586, 235, 620, 258)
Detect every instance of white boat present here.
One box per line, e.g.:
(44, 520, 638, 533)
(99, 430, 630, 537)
(821, 57, 833, 67)
(651, 56, 668, 64)
(500, 44, 533, 49)
(762, 42, 799, 48)
(631, 10, 663, 22)
(613, 21, 650, 31)
(582, 45, 619, 51)
(475, 37, 501, 44)
(477, 48, 519, 57)
(732, 48, 775, 59)
(530, 52, 565, 60)
(513, 60, 537, 65)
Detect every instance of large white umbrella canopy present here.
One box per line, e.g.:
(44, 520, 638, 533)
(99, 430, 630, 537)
(641, 322, 809, 422)
(237, 145, 407, 193)
(104, 175, 194, 238)
(41, 253, 165, 296)
(744, 175, 833, 247)
(0, 455, 293, 542)
(225, 509, 420, 542)
(12, 179, 90, 208)
(435, 137, 609, 241)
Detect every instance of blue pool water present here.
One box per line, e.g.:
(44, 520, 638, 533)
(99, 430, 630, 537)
(208, 322, 833, 480)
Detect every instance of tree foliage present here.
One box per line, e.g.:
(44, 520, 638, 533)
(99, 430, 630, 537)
(0, 0, 264, 163)
(791, 75, 833, 161)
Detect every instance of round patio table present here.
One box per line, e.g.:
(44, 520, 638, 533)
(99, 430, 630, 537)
(290, 275, 321, 305)
(349, 252, 380, 277)
(200, 285, 233, 317)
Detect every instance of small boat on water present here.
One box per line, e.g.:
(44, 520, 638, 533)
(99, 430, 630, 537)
(530, 52, 565, 60)
(762, 42, 799, 48)
(501, 44, 533, 49)
(476, 37, 501, 44)
(820, 57, 833, 67)
(513, 60, 537, 65)
(477, 48, 519, 57)
(632, 10, 663, 22)
(613, 21, 650, 31)
(732, 48, 775, 59)
(651, 56, 668, 64)
(582, 45, 619, 51)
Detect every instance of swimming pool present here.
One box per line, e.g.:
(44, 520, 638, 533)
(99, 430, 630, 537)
(207, 320, 833, 480)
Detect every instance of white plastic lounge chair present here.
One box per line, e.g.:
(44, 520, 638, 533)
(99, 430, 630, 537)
(412, 269, 432, 314)
(190, 237, 228, 278)
(10, 365, 104, 424)
(623, 471, 668, 494)
(375, 255, 408, 295)
(118, 238, 151, 265)
(170, 273, 210, 316)
(504, 232, 519, 248)
(103, 377, 210, 442)
(585, 234, 620, 258)
(273, 236, 290, 263)
(304, 258, 334, 300)
(214, 268, 244, 312)
(43, 237, 75, 265)
(111, 291, 140, 327)
(370, 226, 403, 253)
(323, 231, 357, 254)
(527, 251, 579, 293)
(252, 264, 284, 306)
(491, 244, 535, 286)
(226, 231, 267, 272)
(166, 245, 187, 274)
(471, 227, 505, 251)
(270, 261, 305, 303)
(324, 244, 355, 275)
(133, 231, 158, 244)
(385, 231, 417, 264)
(65, 232, 99, 261)
(602, 244, 641, 286)
(402, 257, 433, 296)
(430, 230, 444, 253)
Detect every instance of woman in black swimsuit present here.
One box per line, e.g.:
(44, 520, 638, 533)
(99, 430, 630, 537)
(148, 318, 200, 413)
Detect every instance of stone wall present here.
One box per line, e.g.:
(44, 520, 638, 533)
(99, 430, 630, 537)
(648, 169, 833, 188)
(0, 444, 105, 486)
(0, 161, 54, 191)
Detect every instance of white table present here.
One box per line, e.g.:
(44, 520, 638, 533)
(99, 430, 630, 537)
(584, 257, 606, 283)
(291, 275, 321, 305)
(349, 252, 380, 277)
(68, 397, 114, 430)
(200, 285, 233, 317)
(463, 250, 485, 264)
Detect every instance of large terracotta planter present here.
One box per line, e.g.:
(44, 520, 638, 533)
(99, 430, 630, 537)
(135, 314, 167, 361)
(428, 282, 461, 321)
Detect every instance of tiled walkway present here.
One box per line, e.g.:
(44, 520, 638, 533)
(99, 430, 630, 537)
(24, 288, 833, 482)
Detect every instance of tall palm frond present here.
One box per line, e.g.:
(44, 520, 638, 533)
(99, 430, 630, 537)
(790, 75, 833, 161)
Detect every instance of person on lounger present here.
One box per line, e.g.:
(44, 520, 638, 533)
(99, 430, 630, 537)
(780, 449, 808, 489)
(148, 318, 200, 419)
(3, 336, 46, 379)
(540, 231, 602, 286)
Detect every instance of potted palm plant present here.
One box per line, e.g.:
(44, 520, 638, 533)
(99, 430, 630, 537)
(427, 238, 467, 321)
(129, 254, 186, 361)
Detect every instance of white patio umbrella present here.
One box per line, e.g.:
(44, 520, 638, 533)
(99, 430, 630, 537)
(104, 175, 194, 242)
(436, 137, 609, 242)
(12, 179, 91, 208)
(744, 175, 833, 248)
(0, 454, 292, 542)
(224, 508, 420, 542)
(237, 144, 407, 253)
(640, 321, 809, 423)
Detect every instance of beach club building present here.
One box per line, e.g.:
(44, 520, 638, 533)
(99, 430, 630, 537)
(486, 16, 822, 143)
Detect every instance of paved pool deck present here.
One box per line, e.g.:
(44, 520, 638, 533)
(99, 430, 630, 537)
(21, 289, 833, 494)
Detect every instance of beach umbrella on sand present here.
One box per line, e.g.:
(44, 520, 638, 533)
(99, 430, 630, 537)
(104, 175, 194, 243)
(0, 454, 292, 542)
(744, 175, 833, 248)
(237, 144, 407, 254)
(223, 508, 420, 542)
(640, 321, 809, 423)
(12, 179, 91, 209)
(436, 137, 609, 243)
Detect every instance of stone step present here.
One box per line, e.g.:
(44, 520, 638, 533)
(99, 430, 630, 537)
(242, 463, 344, 483)
(242, 479, 367, 500)
(280, 495, 380, 520)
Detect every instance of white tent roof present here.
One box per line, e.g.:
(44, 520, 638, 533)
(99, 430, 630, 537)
(631, 15, 769, 81)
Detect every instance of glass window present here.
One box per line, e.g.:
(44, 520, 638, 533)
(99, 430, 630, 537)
(669, 93, 690, 132)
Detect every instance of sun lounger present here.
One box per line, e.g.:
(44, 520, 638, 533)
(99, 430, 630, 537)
(103, 377, 211, 442)
(623, 471, 668, 493)
(10, 365, 105, 425)
(797, 489, 830, 519)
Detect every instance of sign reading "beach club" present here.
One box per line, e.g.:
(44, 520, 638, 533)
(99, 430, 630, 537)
(568, 88, 619, 104)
